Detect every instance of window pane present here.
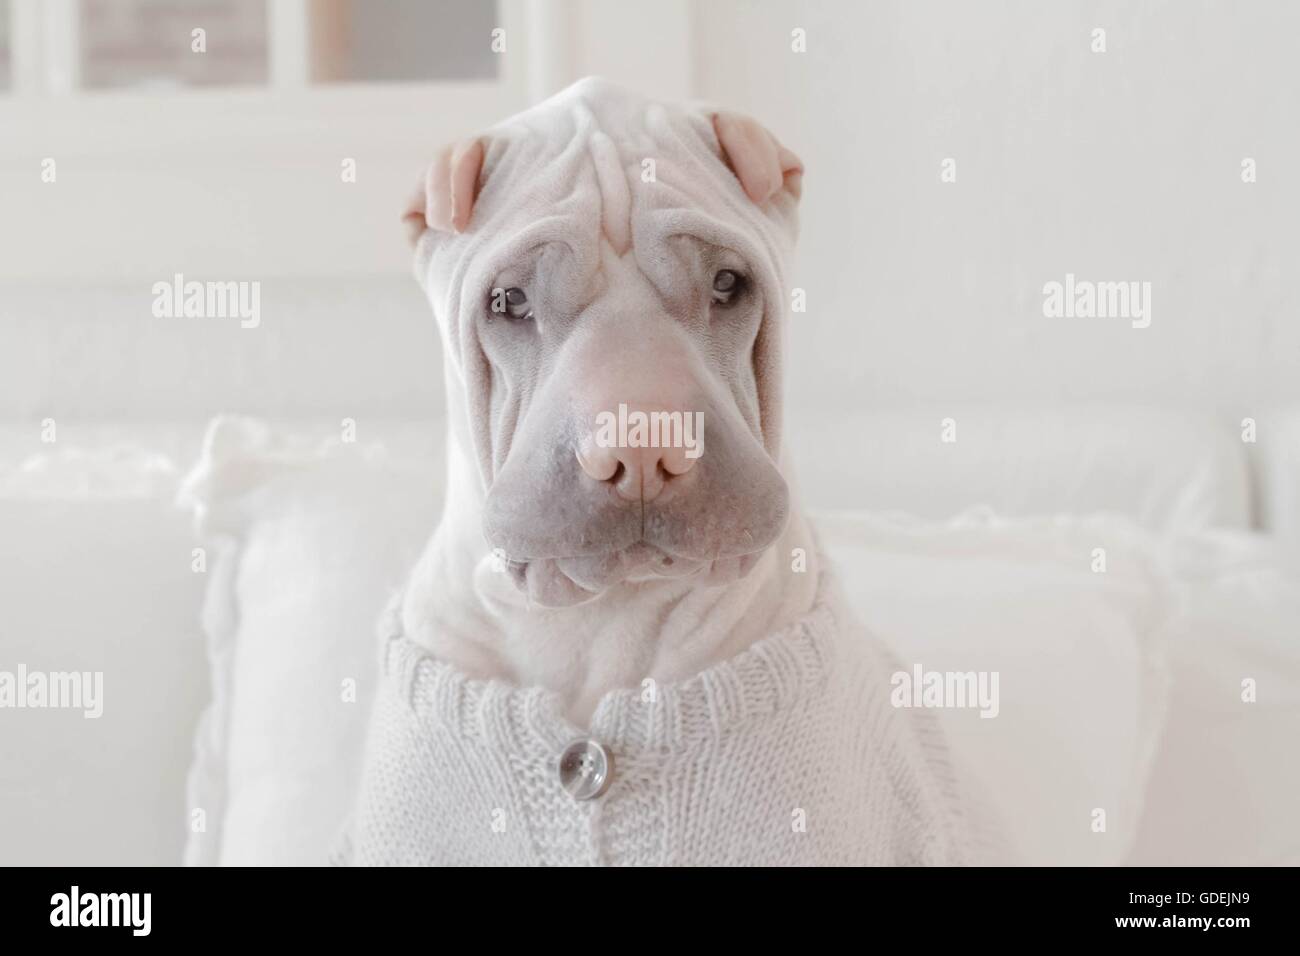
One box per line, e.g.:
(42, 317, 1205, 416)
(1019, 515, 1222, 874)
(80, 0, 269, 90)
(309, 0, 498, 83)
(0, 0, 10, 91)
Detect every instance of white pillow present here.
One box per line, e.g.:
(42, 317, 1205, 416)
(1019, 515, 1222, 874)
(814, 509, 1176, 866)
(181, 418, 1180, 866)
(1126, 530, 1300, 865)
(0, 496, 207, 865)
(178, 416, 443, 865)
(788, 405, 1252, 532)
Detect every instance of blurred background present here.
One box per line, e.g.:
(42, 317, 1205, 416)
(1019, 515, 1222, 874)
(1, 0, 1297, 864)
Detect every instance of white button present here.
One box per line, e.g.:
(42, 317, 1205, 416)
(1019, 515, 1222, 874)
(557, 738, 614, 801)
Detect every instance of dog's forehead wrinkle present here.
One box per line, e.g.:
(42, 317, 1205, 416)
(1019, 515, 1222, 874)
(588, 131, 633, 257)
(590, 241, 698, 324)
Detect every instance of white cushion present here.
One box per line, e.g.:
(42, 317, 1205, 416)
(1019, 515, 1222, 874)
(0, 498, 206, 865)
(1126, 530, 1300, 865)
(788, 405, 1252, 532)
(815, 509, 1175, 865)
(178, 416, 443, 865)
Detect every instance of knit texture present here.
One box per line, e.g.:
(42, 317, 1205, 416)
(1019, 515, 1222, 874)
(335, 566, 977, 866)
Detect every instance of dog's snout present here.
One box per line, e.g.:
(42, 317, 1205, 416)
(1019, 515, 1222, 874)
(577, 439, 696, 503)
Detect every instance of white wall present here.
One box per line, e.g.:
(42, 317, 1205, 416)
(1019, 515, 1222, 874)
(1, 278, 438, 421)
(2, 0, 1296, 423)
(696, 0, 1300, 418)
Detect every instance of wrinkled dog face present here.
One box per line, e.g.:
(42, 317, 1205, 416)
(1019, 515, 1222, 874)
(478, 235, 785, 607)
(406, 80, 804, 607)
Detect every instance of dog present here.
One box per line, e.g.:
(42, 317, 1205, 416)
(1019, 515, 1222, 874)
(337, 78, 979, 866)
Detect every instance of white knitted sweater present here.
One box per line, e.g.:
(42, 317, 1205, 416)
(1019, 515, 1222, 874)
(335, 569, 975, 866)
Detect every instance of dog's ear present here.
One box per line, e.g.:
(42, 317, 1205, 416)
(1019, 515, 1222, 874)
(402, 137, 487, 246)
(712, 111, 803, 204)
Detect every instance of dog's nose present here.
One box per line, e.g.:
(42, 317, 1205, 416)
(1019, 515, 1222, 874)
(577, 440, 697, 503)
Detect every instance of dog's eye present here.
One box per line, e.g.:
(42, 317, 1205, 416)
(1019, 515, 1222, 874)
(490, 286, 534, 321)
(711, 270, 746, 306)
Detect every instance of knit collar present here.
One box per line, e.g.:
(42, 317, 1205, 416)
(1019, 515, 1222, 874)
(380, 566, 841, 756)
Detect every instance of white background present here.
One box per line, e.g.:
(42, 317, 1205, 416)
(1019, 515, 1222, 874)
(2, 0, 1295, 424)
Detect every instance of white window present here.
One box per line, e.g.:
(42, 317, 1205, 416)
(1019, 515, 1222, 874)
(0, 0, 531, 280)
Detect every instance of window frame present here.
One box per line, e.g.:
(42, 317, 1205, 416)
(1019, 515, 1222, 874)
(0, 0, 697, 281)
(0, 0, 533, 164)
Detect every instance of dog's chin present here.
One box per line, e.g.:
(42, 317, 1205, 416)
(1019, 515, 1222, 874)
(506, 543, 766, 608)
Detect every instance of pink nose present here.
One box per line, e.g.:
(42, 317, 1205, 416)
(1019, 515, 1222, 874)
(577, 439, 697, 503)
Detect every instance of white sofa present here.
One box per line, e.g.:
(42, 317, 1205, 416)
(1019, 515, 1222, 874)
(1, 406, 1296, 865)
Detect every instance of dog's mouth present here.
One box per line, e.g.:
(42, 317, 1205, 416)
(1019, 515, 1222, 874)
(502, 541, 766, 607)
